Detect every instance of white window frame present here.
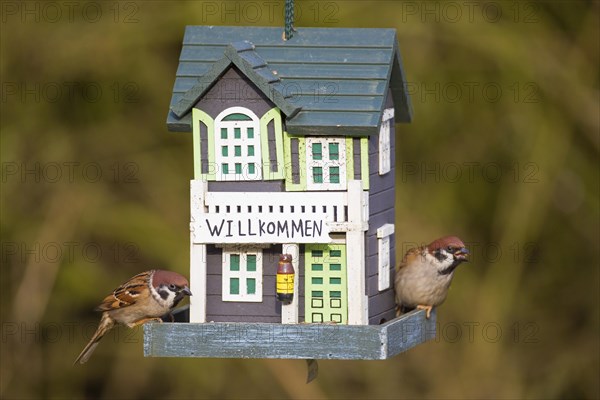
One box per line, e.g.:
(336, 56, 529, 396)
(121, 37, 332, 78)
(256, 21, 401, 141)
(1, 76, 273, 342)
(214, 106, 262, 181)
(377, 223, 395, 291)
(379, 108, 394, 175)
(222, 246, 263, 302)
(306, 137, 346, 190)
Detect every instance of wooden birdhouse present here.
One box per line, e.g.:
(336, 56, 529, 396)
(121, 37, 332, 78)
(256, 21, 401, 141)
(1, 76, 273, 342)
(144, 25, 436, 361)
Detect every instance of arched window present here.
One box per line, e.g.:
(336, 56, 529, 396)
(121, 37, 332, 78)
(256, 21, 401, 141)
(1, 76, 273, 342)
(214, 107, 261, 181)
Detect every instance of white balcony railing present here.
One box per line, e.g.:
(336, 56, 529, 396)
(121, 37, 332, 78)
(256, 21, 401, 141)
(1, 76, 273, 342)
(190, 180, 368, 244)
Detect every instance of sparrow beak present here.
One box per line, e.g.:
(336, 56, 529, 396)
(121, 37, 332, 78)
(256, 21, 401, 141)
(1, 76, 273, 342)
(454, 247, 469, 262)
(181, 286, 193, 296)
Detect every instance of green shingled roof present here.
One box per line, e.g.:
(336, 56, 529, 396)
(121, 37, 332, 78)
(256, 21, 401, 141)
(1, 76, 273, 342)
(168, 26, 413, 136)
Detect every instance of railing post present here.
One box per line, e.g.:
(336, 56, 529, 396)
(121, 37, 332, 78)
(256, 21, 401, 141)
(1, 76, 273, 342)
(281, 243, 300, 323)
(190, 179, 208, 323)
(346, 180, 369, 325)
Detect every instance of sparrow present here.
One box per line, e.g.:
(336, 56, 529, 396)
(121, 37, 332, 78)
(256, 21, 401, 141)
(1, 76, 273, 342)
(395, 236, 469, 319)
(74, 269, 192, 364)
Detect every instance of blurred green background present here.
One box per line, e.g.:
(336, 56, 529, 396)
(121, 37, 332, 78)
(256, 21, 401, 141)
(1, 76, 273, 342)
(1, 1, 598, 399)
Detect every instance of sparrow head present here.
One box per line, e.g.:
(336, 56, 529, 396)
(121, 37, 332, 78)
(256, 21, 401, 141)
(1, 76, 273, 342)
(151, 270, 192, 308)
(427, 236, 469, 275)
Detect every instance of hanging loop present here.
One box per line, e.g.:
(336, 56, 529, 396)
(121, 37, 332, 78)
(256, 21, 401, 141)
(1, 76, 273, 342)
(283, 0, 295, 41)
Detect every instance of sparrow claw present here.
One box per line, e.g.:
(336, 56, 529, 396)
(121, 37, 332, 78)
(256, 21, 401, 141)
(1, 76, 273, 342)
(416, 305, 433, 319)
(127, 317, 163, 328)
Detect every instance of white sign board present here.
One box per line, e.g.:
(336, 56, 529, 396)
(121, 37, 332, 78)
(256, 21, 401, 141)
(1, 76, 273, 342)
(192, 214, 331, 244)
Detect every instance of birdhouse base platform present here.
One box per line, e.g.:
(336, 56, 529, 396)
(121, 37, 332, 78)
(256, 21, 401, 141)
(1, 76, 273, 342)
(143, 310, 435, 360)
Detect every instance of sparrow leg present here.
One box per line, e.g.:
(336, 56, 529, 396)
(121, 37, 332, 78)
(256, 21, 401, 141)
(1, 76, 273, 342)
(127, 317, 163, 328)
(416, 305, 433, 319)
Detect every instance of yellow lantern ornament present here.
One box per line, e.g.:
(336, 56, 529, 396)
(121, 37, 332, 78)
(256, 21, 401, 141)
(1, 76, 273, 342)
(276, 254, 294, 303)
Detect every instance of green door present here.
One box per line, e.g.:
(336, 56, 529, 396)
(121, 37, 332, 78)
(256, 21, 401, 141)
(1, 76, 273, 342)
(305, 244, 347, 324)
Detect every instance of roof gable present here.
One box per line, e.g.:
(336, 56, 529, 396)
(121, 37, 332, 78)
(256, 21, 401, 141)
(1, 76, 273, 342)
(168, 26, 413, 135)
(172, 41, 301, 119)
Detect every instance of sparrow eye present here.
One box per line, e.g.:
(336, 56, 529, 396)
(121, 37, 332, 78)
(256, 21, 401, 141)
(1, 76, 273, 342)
(447, 246, 455, 252)
(168, 284, 176, 290)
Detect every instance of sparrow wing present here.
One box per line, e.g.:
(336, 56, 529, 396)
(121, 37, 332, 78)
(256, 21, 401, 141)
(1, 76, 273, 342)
(95, 270, 153, 312)
(395, 246, 421, 272)
(395, 247, 423, 315)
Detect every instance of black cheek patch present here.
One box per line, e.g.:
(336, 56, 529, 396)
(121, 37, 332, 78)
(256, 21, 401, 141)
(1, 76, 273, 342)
(158, 289, 170, 300)
(433, 250, 447, 263)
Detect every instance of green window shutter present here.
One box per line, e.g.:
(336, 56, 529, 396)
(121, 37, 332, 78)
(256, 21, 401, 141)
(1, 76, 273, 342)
(230, 254, 240, 271)
(312, 143, 322, 160)
(248, 145, 255, 156)
(313, 167, 323, 183)
(312, 277, 323, 284)
(221, 128, 228, 139)
(223, 113, 252, 121)
(329, 167, 340, 184)
(329, 143, 339, 160)
(222, 164, 229, 175)
(234, 146, 241, 157)
(247, 255, 256, 271)
(230, 278, 240, 295)
(235, 163, 242, 174)
(330, 250, 342, 258)
(246, 278, 256, 295)
(330, 263, 341, 271)
(311, 263, 323, 271)
(248, 163, 255, 174)
(234, 128, 241, 139)
(221, 146, 228, 157)
(247, 127, 254, 138)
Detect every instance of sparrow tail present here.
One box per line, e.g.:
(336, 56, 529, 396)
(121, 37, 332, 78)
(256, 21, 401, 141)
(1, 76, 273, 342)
(74, 313, 115, 365)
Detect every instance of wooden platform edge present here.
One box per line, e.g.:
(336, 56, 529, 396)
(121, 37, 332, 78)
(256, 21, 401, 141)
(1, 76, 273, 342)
(143, 309, 436, 360)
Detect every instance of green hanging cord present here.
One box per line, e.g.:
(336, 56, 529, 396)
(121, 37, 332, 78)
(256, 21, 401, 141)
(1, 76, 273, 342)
(284, 0, 295, 41)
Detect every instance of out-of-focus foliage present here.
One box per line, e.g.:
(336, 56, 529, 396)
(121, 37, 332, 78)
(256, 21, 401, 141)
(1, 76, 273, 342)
(1, 1, 598, 399)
